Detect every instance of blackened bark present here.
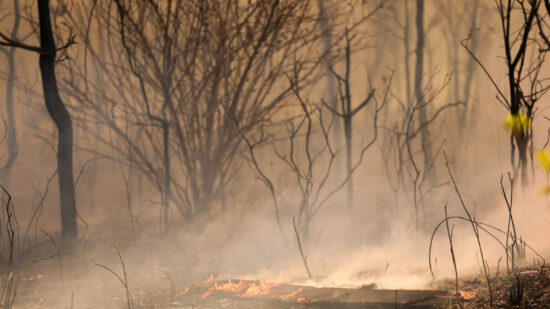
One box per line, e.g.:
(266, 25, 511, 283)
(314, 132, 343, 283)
(317, 0, 341, 167)
(37, 0, 77, 247)
(2, 0, 21, 186)
(414, 0, 433, 179)
(161, 120, 170, 235)
(343, 35, 353, 211)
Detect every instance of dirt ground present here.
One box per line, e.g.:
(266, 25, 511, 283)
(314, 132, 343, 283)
(2, 230, 550, 308)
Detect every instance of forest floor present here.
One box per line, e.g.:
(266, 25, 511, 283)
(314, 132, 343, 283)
(7, 258, 550, 308)
(4, 259, 550, 308)
(2, 224, 549, 308)
(436, 265, 550, 308)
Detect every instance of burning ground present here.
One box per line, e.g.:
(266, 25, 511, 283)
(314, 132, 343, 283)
(5, 193, 550, 309)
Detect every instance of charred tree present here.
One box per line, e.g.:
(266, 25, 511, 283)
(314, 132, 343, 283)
(317, 0, 341, 164)
(60, 0, 329, 232)
(414, 0, 433, 182)
(323, 30, 375, 211)
(0, 0, 78, 247)
(0, 0, 21, 186)
(501, 0, 537, 185)
(37, 0, 77, 247)
(463, 0, 550, 185)
(234, 65, 388, 251)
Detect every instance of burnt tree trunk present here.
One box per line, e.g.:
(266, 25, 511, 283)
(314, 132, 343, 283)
(161, 119, 170, 235)
(414, 0, 433, 180)
(317, 0, 342, 169)
(342, 35, 354, 212)
(344, 114, 353, 211)
(38, 0, 77, 247)
(2, 0, 21, 186)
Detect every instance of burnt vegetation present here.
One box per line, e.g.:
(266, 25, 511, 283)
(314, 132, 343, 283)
(1, 0, 550, 308)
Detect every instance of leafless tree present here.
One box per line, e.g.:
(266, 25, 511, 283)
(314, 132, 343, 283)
(381, 70, 461, 228)
(0, 0, 78, 248)
(463, 0, 550, 185)
(414, 0, 435, 185)
(435, 1, 483, 123)
(59, 0, 332, 234)
(0, 0, 23, 187)
(321, 30, 375, 211)
(235, 62, 390, 254)
(381, 0, 463, 228)
(317, 0, 341, 152)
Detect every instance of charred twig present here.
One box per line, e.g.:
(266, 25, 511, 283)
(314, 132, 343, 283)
(22, 169, 56, 249)
(508, 274, 524, 306)
(444, 204, 460, 306)
(0, 185, 18, 308)
(501, 173, 522, 276)
(429, 215, 543, 276)
(293, 217, 312, 280)
(91, 241, 134, 309)
(444, 152, 492, 304)
(40, 229, 64, 288)
(156, 269, 176, 301)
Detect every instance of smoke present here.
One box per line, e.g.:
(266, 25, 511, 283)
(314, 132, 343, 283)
(2, 0, 550, 307)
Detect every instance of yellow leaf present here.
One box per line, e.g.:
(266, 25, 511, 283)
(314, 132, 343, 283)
(536, 150, 550, 173)
(538, 185, 550, 195)
(504, 113, 530, 133)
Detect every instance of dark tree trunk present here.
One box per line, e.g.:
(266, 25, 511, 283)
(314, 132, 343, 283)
(459, 2, 480, 131)
(37, 0, 77, 248)
(344, 115, 353, 211)
(161, 120, 170, 236)
(2, 0, 21, 186)
(414, 0, 433, 178)
(343, 33, 353, 212)
(317, 0, 342, 169)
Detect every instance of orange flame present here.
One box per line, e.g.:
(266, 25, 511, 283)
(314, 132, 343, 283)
(238, 281, 280, 298)
(273, 287, 303, 300)
(179, 288, 189, 295)
(296, 296, 309, 303)
(203, 274, 214, 284)
(196, 278, 281, 299)
(201, 289, 214, 298)
(217, 279, 249, 293)
(200, 279, 250, 298)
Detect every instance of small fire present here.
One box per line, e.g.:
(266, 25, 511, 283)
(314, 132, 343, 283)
(217, 279, 249, 293)
(201, 289, 214, 298)
(188, 275, 286, 299)
(273, 287, 303, 300)
(203, 274, 214, 284)
(179, 288, 189, 295)
(196, 278, 281, 299)
(200, 279, 249, 298)
(238, 281, 280, 298)
(296, 296, 309, 303)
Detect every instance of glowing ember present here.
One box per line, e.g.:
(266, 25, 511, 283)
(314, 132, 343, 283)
(179, 288, 189, 295)
(200, 289, 214, 299)
(273, 287, 303, 300)
(203, 274, 214, 284)
(296, 296, 309, 303)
